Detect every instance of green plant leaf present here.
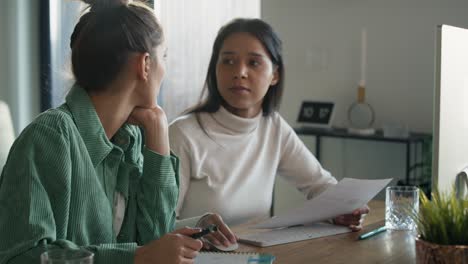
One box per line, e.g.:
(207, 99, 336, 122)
(409, 187, 468, 245)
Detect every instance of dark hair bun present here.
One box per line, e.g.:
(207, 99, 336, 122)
(82, 0, 130, 10)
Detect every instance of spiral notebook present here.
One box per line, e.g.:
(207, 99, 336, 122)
(239, 222, 351, 247)
(194, 252, 275, 264)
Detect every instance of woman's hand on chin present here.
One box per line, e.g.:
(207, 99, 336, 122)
(127, 106, 170, 156)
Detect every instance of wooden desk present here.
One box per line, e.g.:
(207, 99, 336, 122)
(234, 200, 416, 263)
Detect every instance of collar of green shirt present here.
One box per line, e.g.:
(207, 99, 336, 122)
(65, 84, 136, 168)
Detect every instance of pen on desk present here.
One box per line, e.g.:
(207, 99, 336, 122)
(358, 226, 387, 240)
(190, 224, 218, 239)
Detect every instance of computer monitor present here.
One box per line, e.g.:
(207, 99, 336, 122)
(433, 24, 468, 196)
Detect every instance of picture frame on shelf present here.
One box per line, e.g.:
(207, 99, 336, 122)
(297, 101, 335, 129)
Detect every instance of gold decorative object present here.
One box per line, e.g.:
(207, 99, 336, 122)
(347, 85, 375, 135)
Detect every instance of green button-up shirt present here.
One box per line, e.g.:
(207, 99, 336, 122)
(0, 86, 179, 264)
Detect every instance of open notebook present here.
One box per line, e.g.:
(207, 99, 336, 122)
(195, 252, 275, 264)
(239, 222, 350, 247)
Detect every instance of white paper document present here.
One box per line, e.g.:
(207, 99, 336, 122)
(240, 222, 351, 247)
(253, 178, 392, 229)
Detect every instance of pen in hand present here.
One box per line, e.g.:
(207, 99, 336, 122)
(190, 224, 218, 239)
(358, 226, 386, 240)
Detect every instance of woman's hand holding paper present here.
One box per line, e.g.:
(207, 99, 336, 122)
(333, 205, 370, 231)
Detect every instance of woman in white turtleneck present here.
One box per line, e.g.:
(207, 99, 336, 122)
(169, 18, 369, 248)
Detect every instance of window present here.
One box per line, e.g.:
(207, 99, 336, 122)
(155, 0, 260, 121)
(46, 0, 261, 121)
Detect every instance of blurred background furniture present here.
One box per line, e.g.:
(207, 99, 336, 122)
(295, 126, 432, 193)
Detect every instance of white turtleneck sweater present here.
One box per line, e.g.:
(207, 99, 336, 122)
(169, 107, 337, 226)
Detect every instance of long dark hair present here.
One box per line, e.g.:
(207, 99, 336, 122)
(190, 18, 284, 116)
(70, 0, 163, 92)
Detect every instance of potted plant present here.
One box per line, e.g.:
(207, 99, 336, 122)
(411, 189, 468, 264)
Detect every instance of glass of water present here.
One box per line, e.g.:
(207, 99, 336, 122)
(41, 249, 94, 264)
(385, 186, 419, 231)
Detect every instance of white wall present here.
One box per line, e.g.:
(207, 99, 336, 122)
(263, 0, 468, 214)
(263, 0, 468, 132)
(0, 0, 40, 135)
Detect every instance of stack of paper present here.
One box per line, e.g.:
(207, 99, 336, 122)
(239, 178, 392, 247)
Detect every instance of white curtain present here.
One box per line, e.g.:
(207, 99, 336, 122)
(155, 0, 261, 122)
(0, 0, 40, 134)
(50, 0, 84, 107)
(0, 101, 15, 172)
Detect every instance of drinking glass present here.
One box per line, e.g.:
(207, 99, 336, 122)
(41, 249, 94, 264)
(385, 186, 419, 231)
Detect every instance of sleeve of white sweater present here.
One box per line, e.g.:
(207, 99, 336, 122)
(276, 114, 337, 199)
(168, 122, 191, 216)
(169, 120, 203, 228)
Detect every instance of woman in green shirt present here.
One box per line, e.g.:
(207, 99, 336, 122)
(0, 0, 205, 263)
